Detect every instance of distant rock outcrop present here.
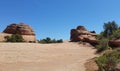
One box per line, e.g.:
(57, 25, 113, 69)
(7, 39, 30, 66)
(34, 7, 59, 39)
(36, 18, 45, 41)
(70, 26, 98, 45)
(3, 23, 35, 35)
(1, 23, 36, 42)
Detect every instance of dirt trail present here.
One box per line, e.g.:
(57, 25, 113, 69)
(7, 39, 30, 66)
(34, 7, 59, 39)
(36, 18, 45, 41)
(0, 41, 96, 71)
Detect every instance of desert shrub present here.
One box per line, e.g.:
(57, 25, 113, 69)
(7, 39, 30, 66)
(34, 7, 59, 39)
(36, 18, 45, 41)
(4, 36, 11, 42)
(103, 21, 118, 38)
(110, 29, 120, 40)
(96, 21, 120, 52)
(45, 37, 52, 43)
(97, 21, 118, 40)
(57, 39, 63, 43)
(96, 50, 120, 71)
(95, 38, 109, 53)
(4, 34, 24, 42)
(97, 32, 105, 40)
(29, 41, 35, 43)
(38, 37, 63, 44)
(38, 39, 47, 43)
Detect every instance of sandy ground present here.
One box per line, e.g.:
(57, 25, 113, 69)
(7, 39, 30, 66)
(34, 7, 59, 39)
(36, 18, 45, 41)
(0, 41, 96, 71)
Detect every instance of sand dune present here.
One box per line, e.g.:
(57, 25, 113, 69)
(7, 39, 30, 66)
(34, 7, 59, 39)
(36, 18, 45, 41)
(0, 41, 96, 71)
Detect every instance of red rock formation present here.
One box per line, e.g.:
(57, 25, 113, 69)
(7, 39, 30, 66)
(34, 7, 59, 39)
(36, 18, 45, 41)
(2, 23, 36, 42)
(70, 26, 98, 45)
(3, 23, 35, 35)
(109, 40, 120, 47)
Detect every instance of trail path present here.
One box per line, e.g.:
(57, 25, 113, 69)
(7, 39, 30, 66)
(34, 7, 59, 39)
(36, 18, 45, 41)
(0, 41, 96, 71)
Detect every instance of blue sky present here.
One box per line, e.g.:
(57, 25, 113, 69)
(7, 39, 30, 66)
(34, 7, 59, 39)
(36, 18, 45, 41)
(0, 0, 120, 40)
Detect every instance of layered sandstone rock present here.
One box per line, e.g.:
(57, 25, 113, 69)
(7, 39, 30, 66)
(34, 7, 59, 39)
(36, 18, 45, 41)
(70, 26, 98, 44)
(3, 23, 35, 35)
(1, 23, 36, 42)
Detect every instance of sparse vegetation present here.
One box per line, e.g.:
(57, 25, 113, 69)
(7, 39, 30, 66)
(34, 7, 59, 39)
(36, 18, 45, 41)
(96, 50, 120, 71)
(29, 41, 36, 43)
(103, 21, 118, 38)
(96, 21, 120, 52)
(81, 21, 120, 71)
(95, 38, 109, 53)
(95, 21, 120, 71)
(4, 34, 24, 42)
(110, 28, 120, 40)
(97, 21, 118, 40)
(38, 37, 63, 44)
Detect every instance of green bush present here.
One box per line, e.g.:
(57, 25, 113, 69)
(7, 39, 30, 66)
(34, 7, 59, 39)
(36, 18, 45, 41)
(96, 21, 120, 53)
(4, 34, 24, 42)
(38, 37, 63, 44)
(29, 41, 35, 43)
(97, 21, 118, 40)
(103, 21, 118, 38)
(110, 29, 120, 40)
(97, 32, 105, 40)
(96, 50, 120, 71)
(95, 38, 109, 53)
(57, 39, 63, 43)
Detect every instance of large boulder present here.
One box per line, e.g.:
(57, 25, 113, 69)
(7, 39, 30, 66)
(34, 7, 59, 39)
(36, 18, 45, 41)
(70, 26, 98, 45)
(2, 23, 36, 42)
(3, 23, 35, 35)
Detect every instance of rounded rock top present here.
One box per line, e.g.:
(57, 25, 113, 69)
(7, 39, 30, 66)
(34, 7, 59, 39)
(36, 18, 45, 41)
(3, 23, 35, 35)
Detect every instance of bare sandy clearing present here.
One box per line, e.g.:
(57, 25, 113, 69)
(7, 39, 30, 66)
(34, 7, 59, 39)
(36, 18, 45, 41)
(0, 41, 96, 71)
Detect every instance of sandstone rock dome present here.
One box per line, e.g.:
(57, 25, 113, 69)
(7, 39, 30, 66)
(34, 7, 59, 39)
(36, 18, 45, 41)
(3, 23, 35, 35)
(1, 23, 36, 42)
